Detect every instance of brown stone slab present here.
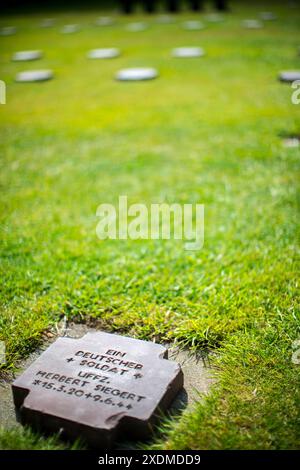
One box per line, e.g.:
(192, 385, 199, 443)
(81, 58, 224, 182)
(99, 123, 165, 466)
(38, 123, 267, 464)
(12, 332, 183, 448)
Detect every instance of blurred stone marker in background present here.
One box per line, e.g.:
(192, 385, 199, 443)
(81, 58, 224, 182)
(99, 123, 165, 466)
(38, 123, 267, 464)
(183, 20, 205, 31)
(172, 47, 205, 58)
(206, 14, 223, 23)
(95, 17, 114, 27)
(87, 48, 120, 59)
(15, 70, 54, 83)
(282, 136, 300, 148)
(61, 24, 80, 34)
(0, 26, 17, 36)
(279, 70, 300, 83)
(12, 50, 43, 62)
(259, 12, 277, 21)
(116, 67, 158, 81)
(242, 19, 263, 29)
(40, 18, 55, 28)
(156, 15, 173, 24)
(126, 22, 148, 32)
(12, 332, 183, 448)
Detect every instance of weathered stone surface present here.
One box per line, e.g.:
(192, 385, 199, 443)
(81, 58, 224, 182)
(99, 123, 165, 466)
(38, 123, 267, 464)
(12, 50, 43, 62)
(12, 332, 183, 448)
(279, 71, 300, 83)
(183, 21, 205, 31)
(15, 70, 53, 83)
(116, 68, 158, 82)
(87, 48, 120, 59)
(172, 47, 205, 58)
(61, 24, 80, 34)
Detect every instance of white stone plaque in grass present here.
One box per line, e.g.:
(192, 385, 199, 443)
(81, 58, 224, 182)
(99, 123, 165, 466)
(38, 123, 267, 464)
(126, 22, 148, 32)
(95, 17, 114, 26)
(242, 19, 263, 29)
(40, 18, 55, 28)
(87, 48, 120, 59)
(12, 50, 43, 62)
(205, 14, 223, 23)
(115, 68, 158, 82)
(282, 137, 300, 148)
(183, 21, 205, 31)
(172, 47, 205, 58)
(0, 26, 17, 36)
(61, 24, 80, 34)
(259, 12, 277, 21)
(278, 71, 300, 83)
(15, 70, 54, 83)
(156, 15, 173, 24)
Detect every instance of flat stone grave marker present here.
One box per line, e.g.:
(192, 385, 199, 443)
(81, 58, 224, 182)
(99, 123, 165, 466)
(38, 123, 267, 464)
(12, 332, 183, 448)
(205, 14, 223, 23)
(126, 22, 148, 32)
(40, 18, 55, 28)
(116, 67, 158, 82)
(87, 48, 120, 60)
(183, 20, 205, 31)
(12, 50, 43, 62)
(242, 19, 263, 29)
(0, 26, 17, 36)
(61, 24, 80, 34)
(279, 71, 300, 83)
(259, 12, 277, 21)
(156, 15, 173, 24)
(282, 136, 300, 148)
(95, 17, 114, 26)
(172, 47, 205, 58)
(15, 70, 54, 83)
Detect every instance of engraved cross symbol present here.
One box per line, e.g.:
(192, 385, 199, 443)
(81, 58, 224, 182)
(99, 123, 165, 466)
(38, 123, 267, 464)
(134, 373, 143, 379)
(66, 357, 74, 362)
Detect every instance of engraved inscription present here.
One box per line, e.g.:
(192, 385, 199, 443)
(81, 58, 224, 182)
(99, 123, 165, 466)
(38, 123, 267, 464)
(26, 345, 148, 413)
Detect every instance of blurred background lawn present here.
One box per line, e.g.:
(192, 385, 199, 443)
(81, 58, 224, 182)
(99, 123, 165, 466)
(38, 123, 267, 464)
(0, 0, 299, 449)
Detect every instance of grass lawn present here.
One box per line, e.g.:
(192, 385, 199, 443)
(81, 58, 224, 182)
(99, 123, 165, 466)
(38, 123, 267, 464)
(0, 1, 299, 450)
